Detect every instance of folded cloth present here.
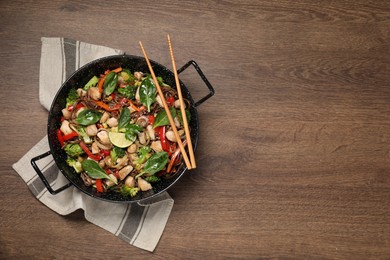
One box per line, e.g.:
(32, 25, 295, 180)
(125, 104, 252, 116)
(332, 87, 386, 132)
(12, 37, 174, 252)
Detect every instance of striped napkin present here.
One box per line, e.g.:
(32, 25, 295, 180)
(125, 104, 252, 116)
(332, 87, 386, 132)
(12, 37, 174, 252)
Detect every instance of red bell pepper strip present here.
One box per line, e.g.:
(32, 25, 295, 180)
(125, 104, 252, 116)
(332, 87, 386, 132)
(157, 126, 170, 153)
(95, 179, 104, 193)
(148, 115, 155, 125)
(120, 98, 128, 105)
(167, 140, 187, 173)
(100, 149, 111, 157)
(79, 141, 102, 161)
(57, 130, 79, 147)
(167, 96, 175, 107)
(62, 131, 79, 141)
(68, 103, 85, 111)
(57, 130, 64, 147)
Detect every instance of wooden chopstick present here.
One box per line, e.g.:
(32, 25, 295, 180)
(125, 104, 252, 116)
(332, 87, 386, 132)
(139, 41, 192, 170)
(167, 34, 196, 169)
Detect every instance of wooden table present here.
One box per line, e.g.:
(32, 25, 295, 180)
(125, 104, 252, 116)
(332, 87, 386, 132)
(1, 0, 389, 258)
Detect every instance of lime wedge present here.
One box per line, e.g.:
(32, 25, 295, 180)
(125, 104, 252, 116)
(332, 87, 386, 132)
(108, 132, 134, 148)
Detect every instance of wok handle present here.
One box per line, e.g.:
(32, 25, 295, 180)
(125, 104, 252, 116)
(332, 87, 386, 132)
(30, 151, 72, 195)
(177, 60, 215, 107)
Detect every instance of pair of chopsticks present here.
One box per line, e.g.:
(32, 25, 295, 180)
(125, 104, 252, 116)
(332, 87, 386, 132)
(139, 35, 196, 170)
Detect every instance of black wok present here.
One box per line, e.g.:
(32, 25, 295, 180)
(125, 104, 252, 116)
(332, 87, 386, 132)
(31, 54, 214, 203)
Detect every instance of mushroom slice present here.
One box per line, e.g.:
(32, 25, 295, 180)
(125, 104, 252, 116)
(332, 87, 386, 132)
(60, 120, 73, 135)
(150, 141, 163, 153)
(118, 165, 133, 181)
(137, 178, 152, 191)
(125, 176, 135, 188)
(100, 112, 110, 123)
(114, 156, 129, 169)
(136, 116, 149, 128)
(88, 87, 101, 100)
(147, 125, 155, 140)
(91, 142, 100, 154)
(86, 124, 98, 136)
(174, 99, 185, 109)
(105, 174, 118, 188)
(77, 88, 87, 97)
(127, 143, 137, 154)
(174, 116, 181, 128)
(138, 132, 147, 145)
(155, 95, 164, 107)
(166, 129, 185, 142)
(134, 71, 144, 80)
(61, 108, 72, 120)
(106, 117, 118, 127)
(97, 130, 110, 145)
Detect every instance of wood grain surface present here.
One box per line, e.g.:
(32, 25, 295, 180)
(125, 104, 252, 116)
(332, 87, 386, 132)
(1, 0, 390, 258)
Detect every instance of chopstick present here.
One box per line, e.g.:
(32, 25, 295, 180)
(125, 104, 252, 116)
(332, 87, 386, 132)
(139, 41, 192, 170)
(167, 34, 196, 169)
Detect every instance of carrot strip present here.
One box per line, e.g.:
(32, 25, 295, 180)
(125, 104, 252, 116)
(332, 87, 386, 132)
(93, 100, 120, 112)
(128, 100, 140, 112)
(97, 76, 106, 94)
(112, 67, 122, 73)
(97, 68, 121, 94)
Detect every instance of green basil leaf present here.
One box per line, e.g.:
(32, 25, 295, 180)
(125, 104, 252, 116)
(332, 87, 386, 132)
(118, 107, 131, 130)
(153, 108, 177, 128)
(123, 123, 142, 142)
(139, 77, 156, 112)
(124, 132, 137, 143)
(143, 152, 168, 175)
(122, 123, 142, 134)
(81, 160, 111, 180)
(111, 146, 126, 162)
(103, 72, 118, 96)
(177, 109, 191, 125)
(76, 109, 102, 126)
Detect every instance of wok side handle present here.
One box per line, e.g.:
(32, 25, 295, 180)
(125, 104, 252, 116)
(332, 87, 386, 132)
(30, 151, 72, 195)
(177, 60, 215, 107)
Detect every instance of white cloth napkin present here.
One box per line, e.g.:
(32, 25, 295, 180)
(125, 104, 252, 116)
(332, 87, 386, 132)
(12, 37, 174, 252)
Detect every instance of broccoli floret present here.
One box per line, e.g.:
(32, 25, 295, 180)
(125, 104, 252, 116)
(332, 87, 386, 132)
(84, 75, 99, 90)
(134, 146, 153, 172)
(118, 85, 137, 99)
(157, 76, 170, 87)
(66, 157, 83, 173)
(111, 146, 126, 162)
(144, 175, 160, 183)
(66, 88, 79, 107)
(64, 143, 84, 157)
(120, 185, 140, 197)
(139, 146, 152, 157)
(120, 69, 136, 83)
(76, 126, 92, 144)
(137, 146, 152, 164)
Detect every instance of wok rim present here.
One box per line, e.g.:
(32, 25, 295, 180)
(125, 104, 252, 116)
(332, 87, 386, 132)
(47, 54, 199, 203)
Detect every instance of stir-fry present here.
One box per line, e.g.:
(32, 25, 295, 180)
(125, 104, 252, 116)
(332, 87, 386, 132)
(58, 67, 191, 197)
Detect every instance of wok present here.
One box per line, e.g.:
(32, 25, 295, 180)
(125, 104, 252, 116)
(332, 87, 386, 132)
(31, 54, 214, 203)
